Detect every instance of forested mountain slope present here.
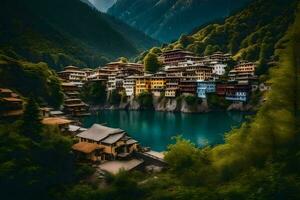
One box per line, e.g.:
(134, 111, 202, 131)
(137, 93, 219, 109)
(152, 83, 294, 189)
(143, 0, 297, 76)
(108, 0, 251, 42)
(0, 0, 157, 70)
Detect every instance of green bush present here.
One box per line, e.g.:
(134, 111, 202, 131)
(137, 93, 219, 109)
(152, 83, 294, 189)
(109, 90, 121, 105)
(137, 91, 153, 109)
(81, 82, 107, 105)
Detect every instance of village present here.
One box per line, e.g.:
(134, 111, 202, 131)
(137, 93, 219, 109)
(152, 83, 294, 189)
(56, 49, 271, 116)
(0, 49, 271, 176)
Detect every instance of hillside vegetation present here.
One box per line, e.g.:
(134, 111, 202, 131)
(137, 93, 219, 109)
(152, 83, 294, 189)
(41, 2, 300, 199)
(0, 0, 157, 70)
(142, 0, 297, 75)
(0, 55, 63, 107)
(108, 0, 251, 42)
(143, 3, 300, 199)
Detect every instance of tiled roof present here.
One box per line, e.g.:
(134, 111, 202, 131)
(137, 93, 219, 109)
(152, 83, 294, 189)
(72, 142, 101, 154)
(77, 124, 124, 142)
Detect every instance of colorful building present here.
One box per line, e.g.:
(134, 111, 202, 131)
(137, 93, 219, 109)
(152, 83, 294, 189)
(135, 75, 152, 96)
(196, 81, 216, 98)
(150, 72, 166, 97)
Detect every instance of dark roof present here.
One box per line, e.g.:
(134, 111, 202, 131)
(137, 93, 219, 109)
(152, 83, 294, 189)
(77, 124, 124, 142)
(101, 133, 125, 144)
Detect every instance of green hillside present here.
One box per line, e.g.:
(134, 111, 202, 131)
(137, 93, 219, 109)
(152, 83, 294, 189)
(108, 0, 251, 42)
(0, 0, 157, 71)
(0, 55, 63, 107)
(149, 0, 297, 75)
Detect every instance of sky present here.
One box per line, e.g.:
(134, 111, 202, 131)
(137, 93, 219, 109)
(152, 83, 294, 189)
(88, 0, 117, 12)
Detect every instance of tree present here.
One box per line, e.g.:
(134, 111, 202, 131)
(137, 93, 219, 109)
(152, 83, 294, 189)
(137, 91, 153, 109)
(109, 90, 121, 105)
(21, 97, 42, 140)
(81, 82, 107, 105)
(143, 53, 162, 73)
(119, 57, 128, 63)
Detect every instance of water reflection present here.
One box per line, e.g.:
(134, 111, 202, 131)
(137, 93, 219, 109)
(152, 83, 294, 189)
(82, 110, 248, 151)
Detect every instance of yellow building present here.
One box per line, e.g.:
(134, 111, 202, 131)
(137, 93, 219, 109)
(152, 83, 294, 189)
(135, 75, 151, 96)
(75, 124, 139, 161)
(150, 73, 166, 97)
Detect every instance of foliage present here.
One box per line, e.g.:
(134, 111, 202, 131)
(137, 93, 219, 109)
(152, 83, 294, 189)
(0, 0, 157, 70)
(137, 91, 153, 109)
(80, 82, 107, 105)
(21, 98, 42, 141)
(142, 6, 300, 199)
(0, 117, 74, 200)
(109, 90, 121, 105)
(108, 0, 251, 42)
(157, 0, 298, 72)
(184, 95, 201, 106)
(143, 52, 162, 73)
(207, 93, 230, 109)
(0, 56, 63, 107)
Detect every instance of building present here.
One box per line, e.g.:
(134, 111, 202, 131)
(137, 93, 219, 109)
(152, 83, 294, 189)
(210, 62, 227, 76)
(104, 61, 144, 72)
(75, 124, 139, 160)
(190, 65, 213, 81)
(72, 142, 102, 162)
(208, 51, 231, 62)
(228, 62, 257, 83)
(107, 73, 117, 92)
(179, 80, 197, 96)
(197, 81, 216, 98)
(42, 117, 73, 132)
(58, 66, 87, 82)
(124, 76, 136, 97)
(63, 98, 89, 117)
(61, 82, 81, 98)
(225, 84, 251, 102)
(160, 49, 197, 66)
(216, 83, 228, 96)
(135, 75, 152, 96)
(150, 72, 166, 97)
(0, 88, 23, 118)
(165, 77, 180, 98)
(87, 68, 112, 82)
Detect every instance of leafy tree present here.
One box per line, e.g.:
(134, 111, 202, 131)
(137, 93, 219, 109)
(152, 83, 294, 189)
(143, 53, 162, 73)
(21, 97, 42, 141)
(137, 91, 153, 109)
(81, 82, 107, 105)
(119, 57, 128, 63)
(109, 90, 121, 105)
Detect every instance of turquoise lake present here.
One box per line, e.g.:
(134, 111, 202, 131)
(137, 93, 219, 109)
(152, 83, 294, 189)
(82, 110, 248, 151)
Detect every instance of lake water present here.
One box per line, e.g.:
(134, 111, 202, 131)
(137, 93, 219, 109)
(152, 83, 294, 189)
(81, 110, 248, 151)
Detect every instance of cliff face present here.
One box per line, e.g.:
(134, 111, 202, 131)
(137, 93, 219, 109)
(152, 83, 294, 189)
(103, 97, 210, 113)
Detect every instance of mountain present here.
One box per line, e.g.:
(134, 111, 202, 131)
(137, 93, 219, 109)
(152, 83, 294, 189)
(144, 0, 297, 75)
(108, 0, 251, 42)
(89, 0, 117, 12)
(0, 0, 157, 70)
(80, 0, 96, 9)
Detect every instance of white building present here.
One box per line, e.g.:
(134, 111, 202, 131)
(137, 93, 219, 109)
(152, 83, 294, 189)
(107, 74, 117, 92)
(124, 76, 136, 97)
(210, 62, 227, 76)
